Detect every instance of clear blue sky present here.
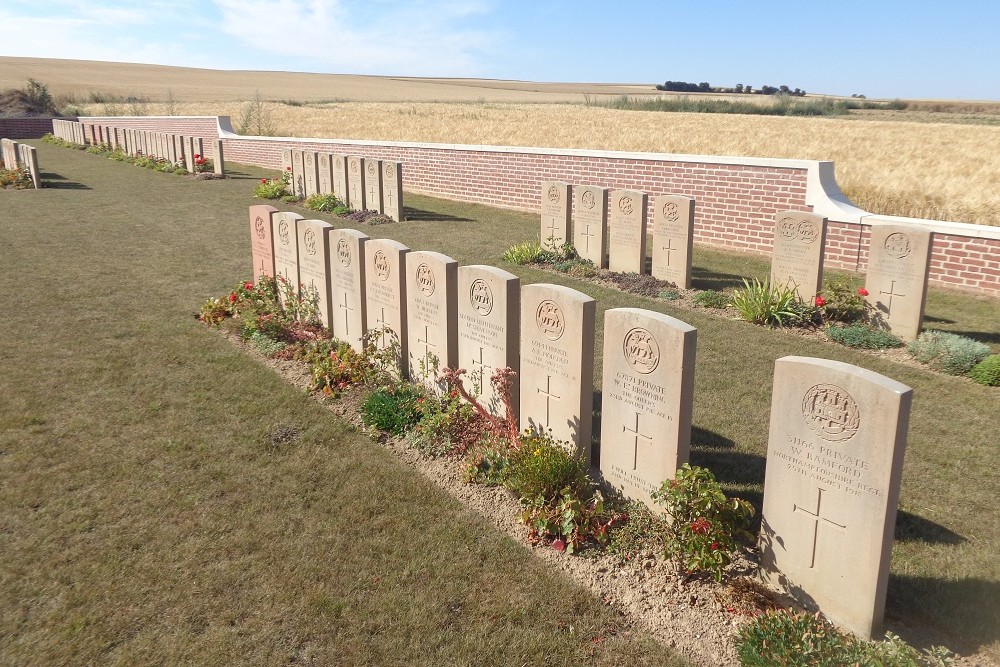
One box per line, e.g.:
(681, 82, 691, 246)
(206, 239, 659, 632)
(2, 0, 998, 100)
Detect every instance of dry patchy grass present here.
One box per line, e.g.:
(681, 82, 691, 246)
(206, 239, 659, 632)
(84, 100, 1000, 227)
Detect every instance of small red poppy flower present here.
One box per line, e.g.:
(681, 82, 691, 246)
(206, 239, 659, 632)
(260, 178, 267, 183)
(858, 287, 870, 296)
(286, 166, 292, 170)
(228, 293, 237, 303)
(552, 538, 567, 552)
(710, 542, 720, 550)
(814, 295, 826, 307)
(193, 154, 201, 159)
(244, 282, 254, 290)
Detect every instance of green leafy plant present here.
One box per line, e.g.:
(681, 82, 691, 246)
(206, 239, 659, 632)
(505, 433, 592, 502)
(651, 464, 754, 581)
(360, 384, 425, 435)
(198, 296, 233, 325)
(463, 445, 513, 486)
(246, 330, 287, 356)
(816, 279, 867, 322)
(253, 174, 289, 199)
(968, 354, 1000, 386)
(827, 323, 903, 349)
(0, 166, 34, 189)
(730, 278, 804, 327)
(907, 330, 991, 375)
(310, 340, 373, 396)
(502, 239, 547, 265)
(659, 288, 682, 300)
(737, 610, 954, 667)
(519, 488, 610, 554)
(304, 192, 346, 212)
(407, 385, 485, 457)
(692, 289, 730, 309)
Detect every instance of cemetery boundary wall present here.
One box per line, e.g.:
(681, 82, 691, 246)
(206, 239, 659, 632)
(78, 115, 1000, 296)
(0, 117, 63, 139)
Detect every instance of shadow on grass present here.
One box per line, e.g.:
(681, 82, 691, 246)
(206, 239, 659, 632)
(924, 314, 958, 324)
(691, 267, 749, 292)
(39, 172, 91, 190)
(403, 206, 473, 223)
(894, 510, 967, 545)
(887, 575, 1000, 655)
(223, 169, 265, 181)
(937, 329, 1000, 346)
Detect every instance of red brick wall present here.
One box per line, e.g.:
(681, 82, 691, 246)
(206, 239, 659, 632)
(0, 117, 58, 139)
(80, 115, 1000, 296)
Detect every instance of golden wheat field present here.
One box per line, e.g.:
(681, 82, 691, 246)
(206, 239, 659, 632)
(6, 57, 999, 225)
(78, 99, 1000, 226)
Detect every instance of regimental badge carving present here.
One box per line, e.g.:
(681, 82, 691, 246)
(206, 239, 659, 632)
(306, 153, 314, 165)
(797, 220, 819, 244)
(618, 195, 634, 216)
(415, 263, 436, 296)
(547, 185, 560, 203)
(337, 238, 351, 267)
(623, 327, 660, 374)
(373, 250, 390, 281)
(884, 232, 912, 259)
(581, 189, 596, 210)
(278, 219, 290, 245)
(470, 279, 493, 316)
(350, 159, 359, 174)
(303, 228, 317, 256)
(801, 384, 860, 442)
(535, 300, 565, 341)
(663, 202, 679, 223)
(778, 217, 798, 239)
(367, 161, 377, 176)
(254, 216, 266, 240)
(383, 162, 395, 182)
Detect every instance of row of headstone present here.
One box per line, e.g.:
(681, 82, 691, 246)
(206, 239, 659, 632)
(248, 203, 913, 642)
(769, 211, 932, 340)
(280, 148, 404, 222)
(52, 119, 86, 145)
(541, 181, 695, 289)
(51, 119, 225, 176)
(0, 137, 41, 188)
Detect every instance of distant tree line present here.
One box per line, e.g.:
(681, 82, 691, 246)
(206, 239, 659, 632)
(655, 81, 807, 97)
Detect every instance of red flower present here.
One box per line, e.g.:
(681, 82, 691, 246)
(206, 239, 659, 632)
(244, 282, 254, 290)
(260, 178, 267, 183)
(858, 287, 870, 296)
(286, 166, 292, 170)
(814, 295, 827, 307)
(552, 538, 567, 552)
(228, 292, 237, 303)
(193, 153, 201, 158)
(691, 517, 712, 534)
(710, 542, 720, 550)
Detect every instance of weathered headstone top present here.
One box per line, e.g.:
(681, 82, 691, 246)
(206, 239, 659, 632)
(519, 283, 596, 463)
(652, 195, 695, 289)
(770, 211, 827, 303)
(457, 265, 520, 417)
(328, 228, 369, 351)
(863, 223, 933, 342)
(573, 185, 608, 268)
(347, 156, 365, 211)
(540, 181, 571, 247)
(365, 158, 383, 214)
(406, 251, 458, 384)
(249, 204, 278, 282)
(271, 211, 305, 304)
(608, 190, 649, 274)
(759, 356, 912, 640)
(382, 161, 404, 222)
(600, 308, 696, 509)
(365, 238, 409, 377)
(296, 219, 334, 329)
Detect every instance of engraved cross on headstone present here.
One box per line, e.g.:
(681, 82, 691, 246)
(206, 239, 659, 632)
(580, 224, 596, 252)
(373, 307, 389, 348)
(471, 346, 494, 394)
(338, 291, 354, 336)
(623, 411, 654, 470)
(661, 238, 675, 267)
(878, 280, 906, 317)
(793, 487, 847, 569)
(545, 216, 559, 243)
(416, 324, 438, 375)
(537, 375, 561, 427)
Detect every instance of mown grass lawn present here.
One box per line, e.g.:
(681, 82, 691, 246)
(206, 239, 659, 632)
(2, 141, 998, 664)
(0, 143, 686, 666)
